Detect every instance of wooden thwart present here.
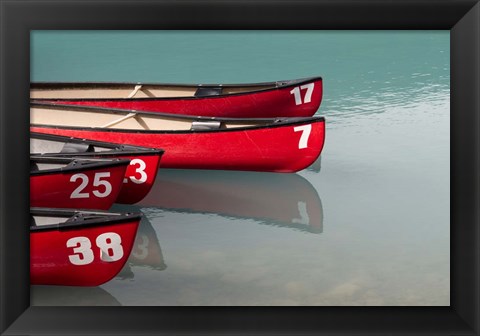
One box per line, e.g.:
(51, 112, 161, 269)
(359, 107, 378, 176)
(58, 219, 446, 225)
(101, 113, 138, 128)
(127, 85, 143, 98)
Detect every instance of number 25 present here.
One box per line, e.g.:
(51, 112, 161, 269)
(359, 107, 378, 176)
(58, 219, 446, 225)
(70, 172, 112, 199)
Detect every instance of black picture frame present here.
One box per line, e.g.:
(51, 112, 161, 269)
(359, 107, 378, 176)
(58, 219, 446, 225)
(1, 0, 479, 335)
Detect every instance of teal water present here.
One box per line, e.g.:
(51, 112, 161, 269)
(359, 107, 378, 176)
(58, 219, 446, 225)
(30, 31, 450, 306)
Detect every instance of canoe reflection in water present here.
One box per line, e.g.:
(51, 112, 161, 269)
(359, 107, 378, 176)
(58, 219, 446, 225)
(137, 169, 324, 233)
(110, 205, 167, 281)
(306, 155, 321, 173)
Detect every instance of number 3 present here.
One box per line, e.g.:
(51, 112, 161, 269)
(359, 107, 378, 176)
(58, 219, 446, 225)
(129, 159, 147, 184)
(67, 237, 94, 265)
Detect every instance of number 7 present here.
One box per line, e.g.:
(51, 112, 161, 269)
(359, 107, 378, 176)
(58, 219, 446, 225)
(294, 124, 312, 149)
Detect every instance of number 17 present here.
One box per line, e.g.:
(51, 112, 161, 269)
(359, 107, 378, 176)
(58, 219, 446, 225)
(290, 83, 315, 105)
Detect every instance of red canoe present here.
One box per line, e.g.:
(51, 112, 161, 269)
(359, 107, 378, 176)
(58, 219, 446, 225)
(138, 169, 323, 233)
(30, 156, 130, 209)
(30, 208, 141, 286)
(30, 77, 323, 118)
(30, 103, 326, 173)
(31, 132, 164, 204)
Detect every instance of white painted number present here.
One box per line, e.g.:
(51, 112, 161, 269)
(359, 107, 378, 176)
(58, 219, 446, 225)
(70, 172, 112, 199)
(67, 232, 124, 265)
(290, 83, 315, 105)
(96, 232, 124, 262)
(129, 159, 147, 184)
(66, 236, 95, 265)
(92, 172, 112, 198)
(294, 124, 312, 149)
(70, 174, 89, 199)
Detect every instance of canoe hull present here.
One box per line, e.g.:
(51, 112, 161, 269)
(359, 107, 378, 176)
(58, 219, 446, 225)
(31, 119, 325, 173)
(30, 160, 129, 209)
(31, 133, 164, 204)
(30, 211, 140, 286)
(115, 153, 161, 204)
(32, 78, 323, 118)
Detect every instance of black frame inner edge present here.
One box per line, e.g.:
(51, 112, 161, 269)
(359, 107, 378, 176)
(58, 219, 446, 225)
(1, 0, 479, 335)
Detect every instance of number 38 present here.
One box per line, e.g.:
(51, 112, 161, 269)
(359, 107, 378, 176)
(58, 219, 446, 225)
(66, 232, 124, 265)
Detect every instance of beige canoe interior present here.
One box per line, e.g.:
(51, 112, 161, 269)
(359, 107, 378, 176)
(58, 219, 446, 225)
(30, 83, 275, 99)
(30, 106, 272, 131)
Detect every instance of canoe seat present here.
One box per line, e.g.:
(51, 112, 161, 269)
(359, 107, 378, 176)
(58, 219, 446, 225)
(61, 142, 94, 153)
(194, 87, 223, 97)
(190, 121, 222, 131)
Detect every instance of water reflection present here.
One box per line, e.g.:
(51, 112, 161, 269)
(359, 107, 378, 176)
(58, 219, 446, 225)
(137, 169, 324, 233)
(306, 156, 321, 173)
(111, 204, 167, 277)
(31, 285, 121, 306)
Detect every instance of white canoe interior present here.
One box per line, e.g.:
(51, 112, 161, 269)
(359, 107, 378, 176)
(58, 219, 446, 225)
(30, 83, 275, 99)
(31, 211, 123, 227)
(31, 138, 67, 153)
(32, 215, 71, 226)
(31, 156, 119, 174)
(31, 160, 73, 172)
(30, 105, 274, 131)
(30, 137, 112, 154)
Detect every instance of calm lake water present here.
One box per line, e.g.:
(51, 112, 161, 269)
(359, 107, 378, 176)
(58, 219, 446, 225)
(30, 31, 450, 306)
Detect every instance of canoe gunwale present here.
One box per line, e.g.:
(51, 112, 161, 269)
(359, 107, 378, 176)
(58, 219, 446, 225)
(31, 117, 325, 134)
(30, 102, 325, 134)
(30, 76, 323, 101)
(30, 156, 131, 176)
(30, 208, 142, 232)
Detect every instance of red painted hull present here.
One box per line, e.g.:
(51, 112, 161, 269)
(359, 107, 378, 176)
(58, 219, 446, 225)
(30, 132, 163, 204)
(32, 77, 323, 118)
(30, 158, 129, 209)
(114, 153, 161, 204)
(138, 169, 323, 233)
(31, 133, 164, 204)
(30, 208, 141, 286)
(31, 118, 325, 173)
